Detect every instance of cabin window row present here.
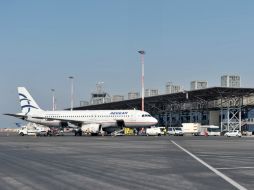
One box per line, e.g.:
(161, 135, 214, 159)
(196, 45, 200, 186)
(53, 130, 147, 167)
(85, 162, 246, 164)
(45, 115, 131, 118)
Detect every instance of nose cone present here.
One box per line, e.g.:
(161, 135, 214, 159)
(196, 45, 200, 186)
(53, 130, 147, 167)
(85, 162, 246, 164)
(152, 117, 158, 125)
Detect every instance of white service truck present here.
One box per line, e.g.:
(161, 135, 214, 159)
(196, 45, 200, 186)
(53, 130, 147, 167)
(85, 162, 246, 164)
(181, 123, 201, 135)
(19, 126, 37, 136)
(18, 123, 48, 136)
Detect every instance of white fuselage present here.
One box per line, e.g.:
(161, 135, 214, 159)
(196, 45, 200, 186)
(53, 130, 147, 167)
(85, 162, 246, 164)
(6, 87, 158, 134)
(26, 110, 158, 129)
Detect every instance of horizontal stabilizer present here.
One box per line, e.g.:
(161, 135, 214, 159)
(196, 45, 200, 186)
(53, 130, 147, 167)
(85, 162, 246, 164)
(3, 113, 28, 119)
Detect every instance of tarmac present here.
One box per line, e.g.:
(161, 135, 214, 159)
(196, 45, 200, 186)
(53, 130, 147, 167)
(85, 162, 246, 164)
(0, 134, 253, 190)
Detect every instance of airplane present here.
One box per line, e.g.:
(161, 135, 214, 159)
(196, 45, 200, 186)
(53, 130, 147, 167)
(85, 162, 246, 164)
(4, 87, 158, 135)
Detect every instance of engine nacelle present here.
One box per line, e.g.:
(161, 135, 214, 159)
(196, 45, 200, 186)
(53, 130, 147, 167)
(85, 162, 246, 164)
(81, 124, 101, 135)
(60, 121, 68, 128)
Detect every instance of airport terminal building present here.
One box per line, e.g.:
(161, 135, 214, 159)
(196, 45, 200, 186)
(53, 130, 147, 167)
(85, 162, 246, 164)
(73, 87, 254, 132)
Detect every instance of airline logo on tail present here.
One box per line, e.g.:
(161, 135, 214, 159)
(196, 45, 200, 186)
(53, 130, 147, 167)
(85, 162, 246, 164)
(18, 87, 42, 115)
(19, 93, 39, 114)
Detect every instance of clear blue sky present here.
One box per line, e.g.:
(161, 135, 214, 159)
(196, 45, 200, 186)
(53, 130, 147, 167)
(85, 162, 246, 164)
(1, 0, 254, 127)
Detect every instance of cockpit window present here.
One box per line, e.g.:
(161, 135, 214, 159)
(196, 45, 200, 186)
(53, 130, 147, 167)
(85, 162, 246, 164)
(142, 114, 152, 117)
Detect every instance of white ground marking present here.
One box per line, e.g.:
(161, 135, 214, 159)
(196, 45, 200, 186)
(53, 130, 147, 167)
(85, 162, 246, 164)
(216, 167, 254, 170)
(171, 140, 248, 190)
(2, 177, 34, 190)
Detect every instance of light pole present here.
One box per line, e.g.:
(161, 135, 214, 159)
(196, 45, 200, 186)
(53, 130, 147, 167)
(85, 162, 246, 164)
(69, 76, 74, 111)
(51, 89, 55, 111)
(138, 50, 145, 111)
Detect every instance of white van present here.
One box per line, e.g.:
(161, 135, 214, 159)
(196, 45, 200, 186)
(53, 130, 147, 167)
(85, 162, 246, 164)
(168, 127, 184, 136)
(146, 127, 163, 136)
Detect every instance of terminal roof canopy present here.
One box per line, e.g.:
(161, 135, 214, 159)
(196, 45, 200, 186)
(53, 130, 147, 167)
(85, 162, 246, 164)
(73, 87, 254, 110)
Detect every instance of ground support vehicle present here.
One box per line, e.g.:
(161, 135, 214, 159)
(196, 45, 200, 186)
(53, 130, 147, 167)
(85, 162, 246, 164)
(168, 127, 184, 136)
(224, 130, 242, 137)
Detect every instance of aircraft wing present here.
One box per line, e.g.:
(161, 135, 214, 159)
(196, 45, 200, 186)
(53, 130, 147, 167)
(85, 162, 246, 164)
(3, 113, 28, 119)
(31, 116, 91, 125)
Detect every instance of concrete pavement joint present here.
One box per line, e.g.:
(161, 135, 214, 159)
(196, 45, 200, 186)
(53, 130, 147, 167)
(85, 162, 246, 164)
(170, 140, 248, 190)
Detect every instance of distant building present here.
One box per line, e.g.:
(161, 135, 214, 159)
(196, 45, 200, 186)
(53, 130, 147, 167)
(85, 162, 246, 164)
(190, 81, 208, 90)
(90, 92, 111, 105)
(165, 82, 182, 94)
(112, 95, 124, 102)
(221, 75, 240, 88)
(128, 92, 140, 100)
(145, 89, 159, 97)
(0, 128, 19, 133)
(90, 82, 111, 105)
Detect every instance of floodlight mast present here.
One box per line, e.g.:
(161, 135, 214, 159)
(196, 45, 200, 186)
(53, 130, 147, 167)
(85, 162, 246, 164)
(138, 50, 145, 111)
(69, 76, 74, 111)
(51, 89, 55, 111)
